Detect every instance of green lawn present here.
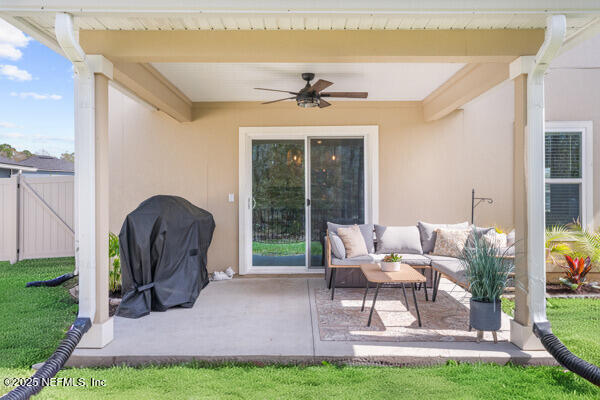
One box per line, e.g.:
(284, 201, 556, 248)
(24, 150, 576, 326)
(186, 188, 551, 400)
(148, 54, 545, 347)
(253, 241, 322, 256)
(1, 259, 599, 399)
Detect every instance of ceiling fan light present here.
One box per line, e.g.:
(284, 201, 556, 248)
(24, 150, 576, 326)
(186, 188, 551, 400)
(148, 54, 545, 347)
(297, 97, 319, 108)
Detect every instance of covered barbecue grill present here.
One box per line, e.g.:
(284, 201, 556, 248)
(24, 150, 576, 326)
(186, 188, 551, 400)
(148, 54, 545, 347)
(117, 195, 215, 318)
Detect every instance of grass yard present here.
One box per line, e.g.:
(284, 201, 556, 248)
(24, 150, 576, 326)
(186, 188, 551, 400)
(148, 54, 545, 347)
(253, 241, 322, 256)
(0, 259, 599, 399)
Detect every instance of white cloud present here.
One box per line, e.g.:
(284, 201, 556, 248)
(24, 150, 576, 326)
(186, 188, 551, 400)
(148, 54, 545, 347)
(0, 132, 24, 138)
(0, 19, 30, 61)
(0, 121, 16, 128)
(0, 64, 32, 81)
(0, 43, 22, 61)
(10, 91, 61, 100)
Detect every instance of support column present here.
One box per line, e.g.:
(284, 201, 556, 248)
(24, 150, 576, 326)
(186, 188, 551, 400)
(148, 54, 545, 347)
(510, 73, 543, 350)
(78, 57, 114, 348)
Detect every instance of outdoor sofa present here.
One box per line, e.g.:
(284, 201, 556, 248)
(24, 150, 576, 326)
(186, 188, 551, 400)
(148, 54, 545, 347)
(324, 221, 515, 300)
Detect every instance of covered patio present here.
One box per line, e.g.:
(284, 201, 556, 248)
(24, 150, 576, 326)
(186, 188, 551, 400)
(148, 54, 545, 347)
(68, 277, 554, 367)
(3, 1, 600, 364)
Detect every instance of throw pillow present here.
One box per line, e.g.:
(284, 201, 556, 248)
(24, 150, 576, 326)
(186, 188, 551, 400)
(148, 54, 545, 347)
(417, 221, 469, 253)
(432, 228, 470, 257)
(328, 231, 346, 259)
(483, 230, 508, 248)
(337, 224, 369, 258)
(327, 222, 375, 253)
(374, 225, 423, 254)
(506, 230, 516, 247)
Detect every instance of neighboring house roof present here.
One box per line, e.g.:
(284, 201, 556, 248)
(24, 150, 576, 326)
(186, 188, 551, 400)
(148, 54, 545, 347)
(19, 155, 74, 173)
(0, 155, 38, 172)
(0, 154, 73, 173)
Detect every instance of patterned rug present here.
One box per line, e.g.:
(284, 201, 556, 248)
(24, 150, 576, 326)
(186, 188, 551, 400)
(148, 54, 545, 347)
(315, 286, 510, 342)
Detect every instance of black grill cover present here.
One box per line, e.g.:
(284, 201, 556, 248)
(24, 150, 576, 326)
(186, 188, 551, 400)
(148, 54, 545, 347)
(116, 195, 215, 318)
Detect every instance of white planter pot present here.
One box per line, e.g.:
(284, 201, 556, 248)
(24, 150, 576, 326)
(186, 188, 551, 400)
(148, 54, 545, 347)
(380, 261, 401, 272)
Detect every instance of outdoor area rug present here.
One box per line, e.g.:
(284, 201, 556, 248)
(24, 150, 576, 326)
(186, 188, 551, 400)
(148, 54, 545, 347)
(315, 286, 510, 342)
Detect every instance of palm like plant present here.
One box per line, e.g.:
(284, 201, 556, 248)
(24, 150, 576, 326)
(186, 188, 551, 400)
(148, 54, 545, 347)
(559, 255, 593, 291)
(545, 225, 574, 264)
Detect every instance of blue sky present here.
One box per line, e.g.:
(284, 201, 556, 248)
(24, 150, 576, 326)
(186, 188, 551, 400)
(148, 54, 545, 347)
(0, 18, 73, 157)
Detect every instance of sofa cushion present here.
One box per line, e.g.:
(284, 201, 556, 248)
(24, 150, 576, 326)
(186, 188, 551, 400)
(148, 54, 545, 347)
(483, 230, 508, 248)
(327, 222, 375, 253)
(466, 225, 494, 247)
(417, 221, 469, 254)
(337, 225, 368, 258)
(506, 230, 516, 247)
(328, 231, 346, 259)
(432, 228, 470, 257)
(374, 225, 423, 255)
(331, 253, 431, 266)
(429, 259, 467, 286)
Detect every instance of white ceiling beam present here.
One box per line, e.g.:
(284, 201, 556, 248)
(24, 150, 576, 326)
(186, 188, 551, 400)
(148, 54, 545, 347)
(423, 63, 509, 121)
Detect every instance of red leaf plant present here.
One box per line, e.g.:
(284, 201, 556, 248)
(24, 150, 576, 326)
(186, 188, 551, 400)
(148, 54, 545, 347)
(559, 255, 593, 291)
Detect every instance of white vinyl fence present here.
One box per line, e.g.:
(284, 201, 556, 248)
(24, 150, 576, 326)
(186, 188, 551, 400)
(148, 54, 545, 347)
(0, 175, 74, 263)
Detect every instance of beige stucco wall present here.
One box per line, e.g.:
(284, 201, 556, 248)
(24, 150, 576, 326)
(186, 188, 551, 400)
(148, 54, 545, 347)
(108, 80, 515, 273)
(546, 33, 600, 229)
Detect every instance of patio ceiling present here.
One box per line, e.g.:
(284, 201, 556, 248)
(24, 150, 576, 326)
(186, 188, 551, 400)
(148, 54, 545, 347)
(2, 1, 600, 60)
(150, 62, 466, 102)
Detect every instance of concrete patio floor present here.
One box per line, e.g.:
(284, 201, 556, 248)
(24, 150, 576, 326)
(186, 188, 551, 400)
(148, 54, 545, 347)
(68, 277, 555, 367)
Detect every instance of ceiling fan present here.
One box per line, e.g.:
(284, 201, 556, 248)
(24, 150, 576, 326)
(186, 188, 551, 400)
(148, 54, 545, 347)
(254, 73, 368, 108)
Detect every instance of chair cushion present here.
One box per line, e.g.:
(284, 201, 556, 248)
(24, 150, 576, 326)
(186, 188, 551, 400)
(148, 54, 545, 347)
(506, 230, 516, 247)
(337, 225, 369, 258)
(430, 259, 467, 286)
(417, 221, 469, 254)
(327, 222, 375, 253)
(483, 230, 508, 248)
(374, 225, 423, 255)
(331, 253, 431, 266)
(328, 231, 346, 259)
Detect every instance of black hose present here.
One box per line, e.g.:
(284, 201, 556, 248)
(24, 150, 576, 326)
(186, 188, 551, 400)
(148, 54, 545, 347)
(533, 321, 600, 386)
(26, 273, 75, 287)
(1, 318, 91, 400)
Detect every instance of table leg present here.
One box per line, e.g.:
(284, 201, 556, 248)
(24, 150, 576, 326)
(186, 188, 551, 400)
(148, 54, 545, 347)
(411, 283, 422, 327)
(330, 268, 337, 300)
(423, 278, 429, 302)
(432, 270, 441, 302)
(361, 281, 369, 312)
(367, 283, 380, 327)
(401, 283, 410, 311)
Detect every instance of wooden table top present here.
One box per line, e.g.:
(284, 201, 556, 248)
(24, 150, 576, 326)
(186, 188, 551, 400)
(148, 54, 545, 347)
(360, 263, 426, 284)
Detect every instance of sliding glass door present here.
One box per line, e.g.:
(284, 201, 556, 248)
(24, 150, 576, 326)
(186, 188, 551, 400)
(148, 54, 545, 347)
(248, 135, 366, 270)
(309, 138, 365, 267)
(252, 140, 306, 267)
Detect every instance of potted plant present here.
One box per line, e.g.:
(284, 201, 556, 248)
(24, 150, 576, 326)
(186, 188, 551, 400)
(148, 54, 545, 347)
(460, 233, 513, 332)
(380, 253, 402, 272)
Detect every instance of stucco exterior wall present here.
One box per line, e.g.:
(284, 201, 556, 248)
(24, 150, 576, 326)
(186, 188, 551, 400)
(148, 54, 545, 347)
(108, 80, 515, 273)
(546, 33, 600, 229)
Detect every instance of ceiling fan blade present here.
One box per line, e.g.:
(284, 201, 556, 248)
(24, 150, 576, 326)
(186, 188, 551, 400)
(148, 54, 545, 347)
(255, 88, 298, 95)
(319, 99, 331, 108)
(261, 96, 296, 105)
(309, 79, 333, 93)
(321, 92, 368, 98)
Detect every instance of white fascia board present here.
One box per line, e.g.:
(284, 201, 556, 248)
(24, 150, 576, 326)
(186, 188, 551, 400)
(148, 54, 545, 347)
(2, 1, 600, 15)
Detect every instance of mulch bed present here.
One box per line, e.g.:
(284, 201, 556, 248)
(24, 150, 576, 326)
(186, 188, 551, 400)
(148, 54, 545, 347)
(546, 283, 600, 298)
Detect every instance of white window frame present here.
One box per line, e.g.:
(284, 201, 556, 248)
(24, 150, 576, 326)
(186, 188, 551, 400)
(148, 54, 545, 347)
(545, 121, 593, 228)
(238, 125, 379, 275)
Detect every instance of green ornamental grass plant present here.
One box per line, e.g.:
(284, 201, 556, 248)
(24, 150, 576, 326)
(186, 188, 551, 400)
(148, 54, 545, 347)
(460, 231, 514, 303)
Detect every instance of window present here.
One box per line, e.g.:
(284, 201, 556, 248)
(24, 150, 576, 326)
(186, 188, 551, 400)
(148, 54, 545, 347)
(545, 122, 593, 228)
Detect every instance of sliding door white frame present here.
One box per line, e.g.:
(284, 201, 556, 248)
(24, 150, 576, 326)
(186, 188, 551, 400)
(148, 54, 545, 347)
(238, 125, 379, 275)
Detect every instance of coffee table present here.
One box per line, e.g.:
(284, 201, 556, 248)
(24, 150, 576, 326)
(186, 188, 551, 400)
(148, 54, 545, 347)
(360, 263, 427, 327)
